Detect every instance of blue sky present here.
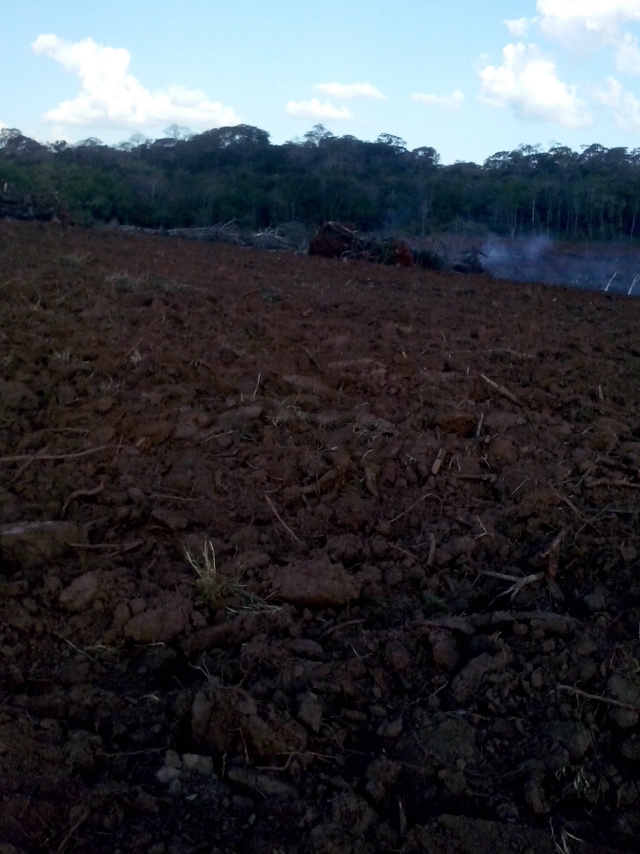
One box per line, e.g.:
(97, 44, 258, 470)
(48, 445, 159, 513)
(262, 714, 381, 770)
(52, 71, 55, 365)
(3, 0, 640, 163)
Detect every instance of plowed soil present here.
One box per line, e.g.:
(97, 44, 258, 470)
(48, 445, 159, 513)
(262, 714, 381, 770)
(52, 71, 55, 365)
(1, 221, 640, 854)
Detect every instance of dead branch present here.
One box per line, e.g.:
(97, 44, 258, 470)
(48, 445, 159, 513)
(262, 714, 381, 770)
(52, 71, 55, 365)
(389, 492, 437, 524)
(585, 478, 640, 489)
(252, 371, 262, 398)
(557, 683, 640, 713)
(363, 463, 379, 498)
(55, 808, 90, 854)
(69, 540, 144, 554)
(199, 430, 235, 445)
(427, 532, 437, 567)
(431, 447, 446, 476)
(552, 489, 586, 520)
(480, 373, 522, 406)
(538, 530, 566, 579)
(0, 445, 116, 464)
(446, 610, 578, 630)
(318, 618, 367, 641)
(413, 616, 475, 635)
(62, 482, 105, 516)
(474, 516, 492, 539)
(10, 444, 50, 484)
(479, 569, 545, 601)
(456, 472, 497, 482)
(303, 346, 322, 371)
(299, 467, 341, 495)
(388, 542, 416, 561)
(474, 412, 484, 438)
(53, 631, 100, 665)
(265, 494, 302, 544)
(149, 492, 199, 503)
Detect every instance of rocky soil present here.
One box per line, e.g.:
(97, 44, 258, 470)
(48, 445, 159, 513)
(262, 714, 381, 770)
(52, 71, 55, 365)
(1, 220, 640, 854)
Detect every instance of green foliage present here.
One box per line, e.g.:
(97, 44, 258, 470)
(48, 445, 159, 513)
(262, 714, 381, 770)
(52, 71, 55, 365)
(3, 125, 640, 241)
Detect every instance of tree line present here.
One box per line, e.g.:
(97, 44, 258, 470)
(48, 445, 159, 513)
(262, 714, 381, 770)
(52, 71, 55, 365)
(1, 123, 640, 242)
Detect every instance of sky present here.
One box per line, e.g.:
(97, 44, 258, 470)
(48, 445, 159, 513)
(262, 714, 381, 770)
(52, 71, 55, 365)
(3, 1, 640, 164)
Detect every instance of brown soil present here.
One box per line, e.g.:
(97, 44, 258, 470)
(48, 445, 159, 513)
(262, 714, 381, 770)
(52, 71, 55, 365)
(1, 221, 640, 854)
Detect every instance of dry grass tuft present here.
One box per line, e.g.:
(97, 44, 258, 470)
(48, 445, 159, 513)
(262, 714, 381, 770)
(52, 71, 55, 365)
(185, 540, 280, 614)
(105, 271, 146, 292)
(185, 540, 226, 604)
(64, 251, 91, 266)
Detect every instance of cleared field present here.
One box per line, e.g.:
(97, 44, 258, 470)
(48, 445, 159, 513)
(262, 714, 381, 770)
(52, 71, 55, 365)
(1, 221, 639, 854)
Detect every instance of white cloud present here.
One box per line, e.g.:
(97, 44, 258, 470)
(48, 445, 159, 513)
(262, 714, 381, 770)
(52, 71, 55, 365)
(594, 75, 640, 128)
(537, 0, 640, 42)
(505, 17, 534, 38)
(536, 0, 640, 73)
(313, 82, 385, 100)
(410, 90, 464, 111)
(479, 42, 592, 128)
(613, 30, 640, 73)
(285, 98, 352, 120)
(32, 34, 240, 130)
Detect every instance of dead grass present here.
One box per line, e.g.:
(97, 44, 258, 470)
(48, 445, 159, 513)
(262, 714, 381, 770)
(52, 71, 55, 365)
(185, 540, 227, 604)
(104, 270, 191, 295)
(104, 271, 146, 292)
(63, 251, 91, 266)
(184, 539, 280, 613)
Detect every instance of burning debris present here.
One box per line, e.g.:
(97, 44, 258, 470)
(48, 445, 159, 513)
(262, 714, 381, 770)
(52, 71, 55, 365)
(309, 222, 415, 267)
(308, 223, 488, 273)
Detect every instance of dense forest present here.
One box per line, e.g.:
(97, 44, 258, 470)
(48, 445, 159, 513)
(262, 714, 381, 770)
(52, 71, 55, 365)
(1, 123, 640, 242)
